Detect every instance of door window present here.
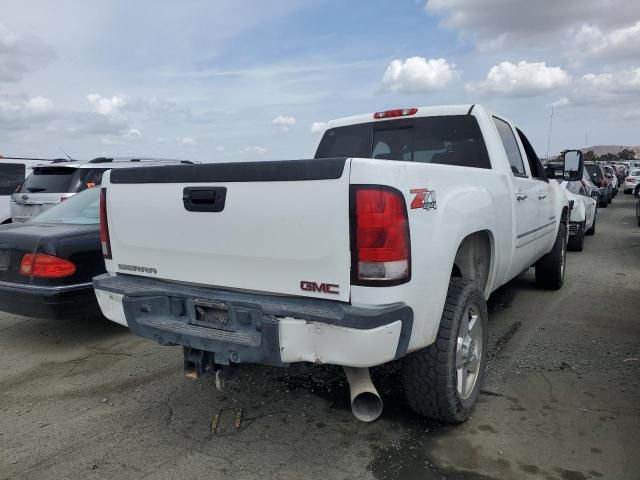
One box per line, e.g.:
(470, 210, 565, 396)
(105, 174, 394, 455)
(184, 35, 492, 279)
(493, 117, 526, 177)
(516, 129, 547, 181)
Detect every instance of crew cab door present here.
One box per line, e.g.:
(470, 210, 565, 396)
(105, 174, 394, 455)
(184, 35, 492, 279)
(516, 129, 556, 255)
(492, 117, 540, 275)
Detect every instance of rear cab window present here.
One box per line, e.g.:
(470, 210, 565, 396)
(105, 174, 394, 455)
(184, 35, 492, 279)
(19, 167, 106, 193)
(315, 115, 491, 169)
(0, 163, 26, 195)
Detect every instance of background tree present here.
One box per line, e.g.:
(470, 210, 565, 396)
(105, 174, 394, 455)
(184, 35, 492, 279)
(584, 150, 597, 162)
(618, 148, 636, 160)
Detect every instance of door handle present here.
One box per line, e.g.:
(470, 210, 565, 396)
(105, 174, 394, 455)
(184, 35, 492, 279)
(183, 187, 227, 212)
(516, 192, 528, 201)
(537, 193, 547, 200)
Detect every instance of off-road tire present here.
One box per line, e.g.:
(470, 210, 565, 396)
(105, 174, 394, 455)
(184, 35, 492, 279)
(600, 195, 608, 208)
(568, 222, 585, 251)
(586, 212, 596, 236)
(402, 278, 488, 423)
(535, 223, 567, 290)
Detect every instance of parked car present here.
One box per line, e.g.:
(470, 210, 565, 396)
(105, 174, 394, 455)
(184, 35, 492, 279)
(0, 157, 56, 224)
(93, 104, 578, 424)
(622, 169, 640, 194)
(545, 162, 597, 250)
(613, 164, 628, 184)
(0, 187, 104, 319)
(585, 162, 612, 207)
(636, 188, 640, 227)
(603, 165, 619, 196)
(10, 157, 192, 223)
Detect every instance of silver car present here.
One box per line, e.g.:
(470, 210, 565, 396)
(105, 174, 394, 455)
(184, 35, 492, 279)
(11, 157, 192, 222)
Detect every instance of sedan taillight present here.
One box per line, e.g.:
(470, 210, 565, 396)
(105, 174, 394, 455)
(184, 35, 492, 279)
(20, 254, 76, 278)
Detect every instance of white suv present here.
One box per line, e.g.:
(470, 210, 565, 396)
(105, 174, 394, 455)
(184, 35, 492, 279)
(10, 157, 192, 222)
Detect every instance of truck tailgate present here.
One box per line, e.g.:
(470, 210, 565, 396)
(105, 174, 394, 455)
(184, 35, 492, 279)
(104, 158, 352, 302)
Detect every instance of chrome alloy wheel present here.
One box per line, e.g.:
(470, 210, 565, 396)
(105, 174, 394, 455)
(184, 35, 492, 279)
(456, 304, 483, 400)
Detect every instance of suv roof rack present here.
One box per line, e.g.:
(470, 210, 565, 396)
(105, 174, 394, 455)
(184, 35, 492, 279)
(89, 157, 192, 164)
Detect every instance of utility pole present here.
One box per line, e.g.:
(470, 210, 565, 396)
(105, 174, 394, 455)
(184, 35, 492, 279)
(545, 107, 554, 159)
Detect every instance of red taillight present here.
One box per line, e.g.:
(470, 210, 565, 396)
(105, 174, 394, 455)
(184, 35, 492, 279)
(20, 254, 76, 278)
(600, 179, 607, 187)
(351, 186, 410, 284)
(373, 108, 418, 119)
(100, 188, 112, 259)
(626, 178, 636, 183)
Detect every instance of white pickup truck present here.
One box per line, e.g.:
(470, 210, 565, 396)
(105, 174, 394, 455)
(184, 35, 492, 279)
(93, 104, 582, 423)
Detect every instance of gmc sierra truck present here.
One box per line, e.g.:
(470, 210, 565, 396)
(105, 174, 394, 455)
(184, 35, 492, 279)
(93, 104, 582, 423)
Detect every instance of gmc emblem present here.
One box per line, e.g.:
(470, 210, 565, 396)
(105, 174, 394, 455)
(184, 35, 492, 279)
(300, 281, 339, 295)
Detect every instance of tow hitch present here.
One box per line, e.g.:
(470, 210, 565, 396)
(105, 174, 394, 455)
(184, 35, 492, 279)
(183, 347, 227, 391)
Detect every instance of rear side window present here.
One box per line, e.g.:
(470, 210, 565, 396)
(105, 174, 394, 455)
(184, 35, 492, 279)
(0, 163, 26, 195)
(493, 117, 526, 176)
(315, 115, 491, 169)
(19, 167, 106, 193)
(32, 187, 100, 224)
(631, 170, 640, 176)
(585, 165, 603, 183)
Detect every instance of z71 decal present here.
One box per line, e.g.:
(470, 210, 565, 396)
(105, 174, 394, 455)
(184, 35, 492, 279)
(410, 188, 437, 211)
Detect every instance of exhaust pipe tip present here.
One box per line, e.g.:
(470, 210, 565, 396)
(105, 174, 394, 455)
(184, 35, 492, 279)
(351, 391, 384, 423)
(343, 367, 384, 423)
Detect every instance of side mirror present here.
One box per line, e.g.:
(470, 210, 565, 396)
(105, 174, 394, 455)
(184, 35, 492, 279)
(561, 150, 584, 182)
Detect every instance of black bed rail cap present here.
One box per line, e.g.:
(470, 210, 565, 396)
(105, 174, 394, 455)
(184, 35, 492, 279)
(109, 157, 348, 184)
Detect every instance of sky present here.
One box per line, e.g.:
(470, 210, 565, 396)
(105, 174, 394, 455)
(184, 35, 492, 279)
(1, 0, 639, 162)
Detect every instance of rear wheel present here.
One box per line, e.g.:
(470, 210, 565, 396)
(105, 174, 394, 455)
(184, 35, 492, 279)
(600, 195, 608, 208)
(535, 223, 567, 290)
(568, 222, 585, 251)
(586, 211, 596, 236)
(636, 200, 640, 227)
(402, 278, 488, 423)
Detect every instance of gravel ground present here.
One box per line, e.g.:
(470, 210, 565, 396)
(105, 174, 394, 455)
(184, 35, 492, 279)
(0, 195, 638, 480)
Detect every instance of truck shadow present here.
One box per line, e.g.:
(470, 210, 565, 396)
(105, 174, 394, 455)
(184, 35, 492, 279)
(0, 314, 128, 349)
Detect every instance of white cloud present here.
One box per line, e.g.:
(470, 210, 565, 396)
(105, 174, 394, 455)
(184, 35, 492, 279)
(381, 57, 458, 93)
(178, 137, 195, 145)
(310, 121, 327, 134)
(547, 97, 570, 108)
(239, 146, 268, 155)
(572, 22, 640, 60)
(0, 95, 56, 129)
(25, 96, 54, 115)
(0, 23, 55, 82)
(215, 146, 225, 152)
(467, 61, 570, 97)
(86, 94, 127, 115)
(569, 67, 640, 105)
(124, 128, 141, 140)
(272, 115, 296, 126)
(425, 0, 640, 50)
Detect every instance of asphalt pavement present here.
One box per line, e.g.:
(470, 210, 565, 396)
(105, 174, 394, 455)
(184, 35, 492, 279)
(1, 194, 639, 480)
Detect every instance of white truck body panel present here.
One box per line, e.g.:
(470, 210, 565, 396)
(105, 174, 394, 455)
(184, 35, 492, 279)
(94, 104, 570, 365)
(105, 172, 352, 303)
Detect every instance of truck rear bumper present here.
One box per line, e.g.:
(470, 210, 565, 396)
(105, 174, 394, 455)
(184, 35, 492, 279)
(93, 274, 413, 368)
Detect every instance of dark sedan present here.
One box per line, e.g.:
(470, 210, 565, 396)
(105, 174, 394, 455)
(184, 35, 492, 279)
(0, 187, 104, 319)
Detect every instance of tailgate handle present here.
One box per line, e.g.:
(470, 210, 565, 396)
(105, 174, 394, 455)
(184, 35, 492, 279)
(183, 187, 227, 212)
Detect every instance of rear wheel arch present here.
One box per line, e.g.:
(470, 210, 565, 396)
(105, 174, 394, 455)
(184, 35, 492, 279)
(451, 230, 493, 297)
